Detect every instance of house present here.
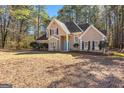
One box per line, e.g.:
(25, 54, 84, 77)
(37, 18, 107, 52)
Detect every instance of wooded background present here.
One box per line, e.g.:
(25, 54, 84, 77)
(0, 5, 124, 49)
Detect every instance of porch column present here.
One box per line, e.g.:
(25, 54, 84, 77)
(59, 36, 61, 51)
(80, 39, 82, 51)
(66, 34, 69, 51)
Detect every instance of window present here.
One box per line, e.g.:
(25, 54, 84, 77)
(85, 42, 88, 48)
(50, 28, 59, 35)
(50, 29, 54, 35)
(95, 41, 98, 47)
(74, 35, 78, 43)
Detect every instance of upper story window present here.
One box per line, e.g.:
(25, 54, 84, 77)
(74, 35, 78, 43)
(50, 28, 59, 36)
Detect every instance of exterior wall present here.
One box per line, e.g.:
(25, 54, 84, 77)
(48, 38, 59, 51)
(80, 26, 105, 51)
(47, 20, 69, 51)
(70, 32, 81, 51)
(47, 19, 105, 52)
(47, 21, 67, 38)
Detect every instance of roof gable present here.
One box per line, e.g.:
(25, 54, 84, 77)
(79, 25, 106, 39)
(78, 23, 90, 31)
(47, 18, 70, 34)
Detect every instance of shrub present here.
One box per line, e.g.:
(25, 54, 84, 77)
(30, 42, 48, 50)
(42, 43, 48, 48)
(99, 41, 108, 50)
(30, 42, 40, 50)
(73, 43, 79, 48)
(39, 43, 48, 50)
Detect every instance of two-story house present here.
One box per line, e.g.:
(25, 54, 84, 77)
(36, 18, 107, 52)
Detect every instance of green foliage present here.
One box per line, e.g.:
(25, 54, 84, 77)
(57, 5, 100, 26)
(11, 9, 31, 20)
(20, 35, 35, 48)
(30, 42, 40, 49)
(73, 43, 79, 48)
(99, 41, 108, 50)
(30, 42, 48, 50)
(42, 43, 48, 48)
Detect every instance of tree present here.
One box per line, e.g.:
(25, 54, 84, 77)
(10, 6, 32, 49)
(0, 6, 11, 48)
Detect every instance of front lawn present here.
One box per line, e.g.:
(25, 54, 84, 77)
(0, 50, 123, 88)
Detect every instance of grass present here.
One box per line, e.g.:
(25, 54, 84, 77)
(0, 50, 123, 88)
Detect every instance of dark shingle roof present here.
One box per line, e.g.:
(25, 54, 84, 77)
(100, 30, 107, 36)
(64, 22, 82, 33)
(36, 34, 48, 40)
(78, 23, 90, 31)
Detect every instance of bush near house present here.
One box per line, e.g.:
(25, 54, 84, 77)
(30, 42, 40, 50)
(73, 43, 79, 48)
(30, 42, 48, 50)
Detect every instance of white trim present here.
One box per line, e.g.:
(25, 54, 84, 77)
(79, 25, 106, 39)
(73, 21, 83, 32)
(48, 36, 59, 40)
(47, 18, 70, 35)
(80, 39, 82, 51)
(74, 34, 78, 43)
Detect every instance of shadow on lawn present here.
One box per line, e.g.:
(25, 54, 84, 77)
(14, 50, 124, 88)
(0, 84, 12, 88)
(45, 52, 124, 88)
(46, 61, 124, 88)
(15, 50, 68, 55)
(14, 50, 105, 55)
(74, 54, 124, 66)
(15, 50, 124, 67)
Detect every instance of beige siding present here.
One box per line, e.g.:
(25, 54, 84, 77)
(80, 26, 105, 51)
(80, 27, 104, 41)
(47, 21, 67, 38)
(48, 38, 59, 51)
(70, 32, 81, 51)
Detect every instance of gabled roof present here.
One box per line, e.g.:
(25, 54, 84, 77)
(100, 30, 107, 36)
(79, 25, 107, 39)
(78, 23, 90, 31)
(36, 34, 48, 40)
(47, 18, 107, 36)
(47, 18, 70, 34)
(64, 21, 82, 33)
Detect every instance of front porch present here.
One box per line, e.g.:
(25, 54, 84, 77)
(48, 35, 70, 51)
(60, 35, 70, 51)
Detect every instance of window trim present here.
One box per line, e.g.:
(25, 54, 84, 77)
(74, 35, 78, 43)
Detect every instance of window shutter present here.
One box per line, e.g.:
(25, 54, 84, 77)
(56, 28, 58, 35)
(50, 29, 51, 35)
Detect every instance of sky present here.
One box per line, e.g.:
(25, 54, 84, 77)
(46, 5, 63, 17)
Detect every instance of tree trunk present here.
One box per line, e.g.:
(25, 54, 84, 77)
(16, 20, 24, 49)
